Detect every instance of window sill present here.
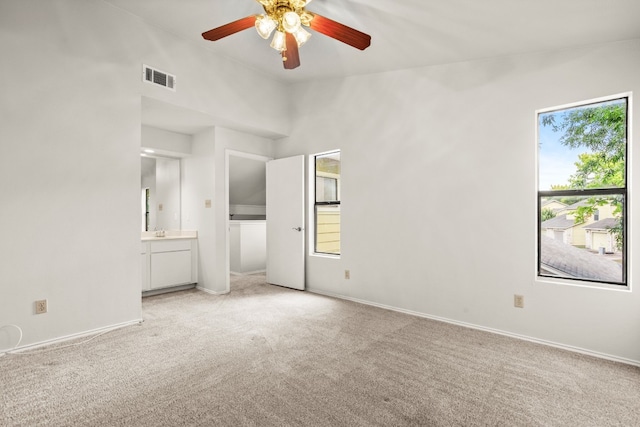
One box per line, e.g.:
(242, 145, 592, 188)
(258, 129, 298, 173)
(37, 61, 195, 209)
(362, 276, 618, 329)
(311, 252, 340, 260)
(536, 276, 630, 292)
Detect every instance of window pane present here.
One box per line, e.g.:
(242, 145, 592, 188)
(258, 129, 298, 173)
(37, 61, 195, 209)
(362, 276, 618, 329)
(314, 151, 341, 255)
(538, 98, 626, 191)
(316, 177, 337, 202)
(539, 193, 624, 284)
(538, 96, 627, 286)
(315, 152, 340, 203)
(315, 204, 340, 255)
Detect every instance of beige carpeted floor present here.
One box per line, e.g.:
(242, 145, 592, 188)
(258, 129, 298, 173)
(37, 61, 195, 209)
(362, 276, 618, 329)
(2, 274, 640, 426)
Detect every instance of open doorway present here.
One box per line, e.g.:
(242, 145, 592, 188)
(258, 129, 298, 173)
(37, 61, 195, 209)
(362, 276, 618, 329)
(225, 150, 272, 292)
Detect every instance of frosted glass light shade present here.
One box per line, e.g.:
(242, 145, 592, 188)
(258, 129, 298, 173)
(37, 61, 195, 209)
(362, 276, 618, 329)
(255, 15, 277, 39)
(270, 31, 286, 51)
(282, 11, 301, 33)
(292, 27, 311, 47)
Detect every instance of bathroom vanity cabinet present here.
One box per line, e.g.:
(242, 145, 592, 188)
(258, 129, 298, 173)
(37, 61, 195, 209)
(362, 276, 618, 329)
(141, 233, 198, 293)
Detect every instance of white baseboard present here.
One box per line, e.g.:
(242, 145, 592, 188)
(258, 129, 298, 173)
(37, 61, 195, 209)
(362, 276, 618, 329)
(2, 319, 142, 356)
(308, 288, 640, 368)
(196, 286, 228, 295)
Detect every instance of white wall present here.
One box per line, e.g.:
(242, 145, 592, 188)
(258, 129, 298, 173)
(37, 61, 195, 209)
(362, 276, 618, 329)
(275, 39, 640, 364)
(229, 155, 267, 207)
(181, 127, 274, 294)
(0, 0, 287, 350)
(181, 128, 216, 292)
(0, 0, 142, 350)
(141, 125, 192, 157)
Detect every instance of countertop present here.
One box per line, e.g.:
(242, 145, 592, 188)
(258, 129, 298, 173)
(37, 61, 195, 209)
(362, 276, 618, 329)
(141, 230, 198, 242)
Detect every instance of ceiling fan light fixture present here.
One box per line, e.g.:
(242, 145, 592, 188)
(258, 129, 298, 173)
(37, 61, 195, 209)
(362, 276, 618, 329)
(203, 0, 371, 70)
(270, 30, 286, 51)
(282, 11, 301, 33)
(299, 11, 313, 26)
(292, 26, 311, 47)
(290, 0, 311, 8)
(255, 14, 277, 39)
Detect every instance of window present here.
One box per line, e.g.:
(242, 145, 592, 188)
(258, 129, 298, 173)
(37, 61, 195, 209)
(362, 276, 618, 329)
(314, 151, 341, 255)
(538, 96, 628, 285)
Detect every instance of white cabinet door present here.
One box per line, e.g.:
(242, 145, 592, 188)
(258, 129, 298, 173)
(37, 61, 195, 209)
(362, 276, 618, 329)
(141, 243, 151, 291)
(150, 251, 192, 289)
(141, 253, 151, 291)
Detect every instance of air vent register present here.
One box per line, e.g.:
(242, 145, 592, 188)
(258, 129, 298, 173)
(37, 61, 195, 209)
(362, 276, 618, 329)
(142, 65, 176, 91)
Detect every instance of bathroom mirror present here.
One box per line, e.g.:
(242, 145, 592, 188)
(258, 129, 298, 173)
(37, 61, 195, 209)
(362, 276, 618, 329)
(141, 156, 181, 231)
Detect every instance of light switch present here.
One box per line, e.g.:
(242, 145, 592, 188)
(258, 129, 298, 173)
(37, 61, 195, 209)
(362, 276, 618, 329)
(205, 199, 212, 208)
(158, 203, 163, 211)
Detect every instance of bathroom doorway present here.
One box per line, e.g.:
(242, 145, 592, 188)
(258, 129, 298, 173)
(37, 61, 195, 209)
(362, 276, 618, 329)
(225, 150, 272, 293)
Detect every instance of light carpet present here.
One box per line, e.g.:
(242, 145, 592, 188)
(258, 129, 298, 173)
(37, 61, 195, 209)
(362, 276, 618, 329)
(2, 274, 640, 426)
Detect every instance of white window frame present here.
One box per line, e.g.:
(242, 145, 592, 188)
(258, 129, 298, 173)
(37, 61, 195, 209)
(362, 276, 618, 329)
(535, 92, 632, 291)
(309, 150, 341, 258)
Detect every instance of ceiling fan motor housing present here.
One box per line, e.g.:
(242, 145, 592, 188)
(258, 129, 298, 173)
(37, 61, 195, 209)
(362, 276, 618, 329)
(261, 0, 312, 28)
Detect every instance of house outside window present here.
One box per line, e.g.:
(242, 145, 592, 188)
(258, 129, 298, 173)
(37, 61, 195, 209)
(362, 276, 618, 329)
(314, 151, 341, 255)
(537, 96, 628, 286)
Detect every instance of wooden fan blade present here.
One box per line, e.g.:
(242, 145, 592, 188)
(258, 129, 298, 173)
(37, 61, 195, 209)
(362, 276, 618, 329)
(283, 33, 300, 69)
(202, 16, 257, 41)
(309, 13, 371, 50)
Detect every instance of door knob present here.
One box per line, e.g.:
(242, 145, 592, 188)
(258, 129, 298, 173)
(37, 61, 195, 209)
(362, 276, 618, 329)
(292, 227, 302, 232)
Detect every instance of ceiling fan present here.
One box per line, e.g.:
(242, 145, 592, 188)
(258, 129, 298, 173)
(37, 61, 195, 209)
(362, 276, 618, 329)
(202, 0, 371, 70)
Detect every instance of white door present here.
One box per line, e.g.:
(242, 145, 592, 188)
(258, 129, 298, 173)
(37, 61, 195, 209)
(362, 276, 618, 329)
(266, 155, 305, 290)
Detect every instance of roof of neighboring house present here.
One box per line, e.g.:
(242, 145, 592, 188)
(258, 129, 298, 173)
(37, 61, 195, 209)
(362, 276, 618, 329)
(541, 199, 568, 209)
(540, 214, 577, 230)
(540, 236, 622, 282)
(561, 199, 590, 211)
(584, 217, 619, 231)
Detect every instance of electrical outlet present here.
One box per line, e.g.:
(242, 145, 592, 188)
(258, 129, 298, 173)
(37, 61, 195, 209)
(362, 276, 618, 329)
(514, 295, 524, 308)
(345, 270, 350, 280)
(35, 299, 48, 314)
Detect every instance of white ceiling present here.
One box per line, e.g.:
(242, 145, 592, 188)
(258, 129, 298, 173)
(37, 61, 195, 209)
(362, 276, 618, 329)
(229, 156, 266, 206)
(104, 0, 640, 83)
